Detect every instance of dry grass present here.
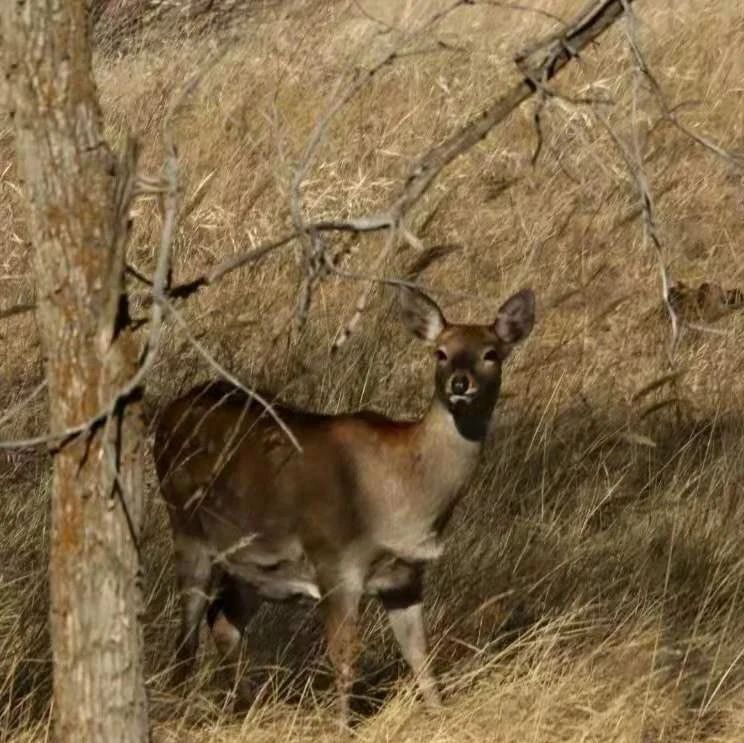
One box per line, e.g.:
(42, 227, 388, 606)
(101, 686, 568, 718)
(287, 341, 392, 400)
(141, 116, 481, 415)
(2, 0, 744, 740)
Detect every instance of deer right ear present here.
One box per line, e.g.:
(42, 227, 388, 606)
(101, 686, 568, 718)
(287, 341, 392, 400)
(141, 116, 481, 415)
(399, 285, 447, 344)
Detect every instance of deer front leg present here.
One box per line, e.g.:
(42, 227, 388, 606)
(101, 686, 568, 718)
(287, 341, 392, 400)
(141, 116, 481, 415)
(318, 567, 363, 729)
(381, 568, 442, 709)
(172, 536, 214, 685)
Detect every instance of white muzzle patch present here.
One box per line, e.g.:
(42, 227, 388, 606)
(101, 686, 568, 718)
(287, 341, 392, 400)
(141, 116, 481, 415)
(448, 390, 477, 406)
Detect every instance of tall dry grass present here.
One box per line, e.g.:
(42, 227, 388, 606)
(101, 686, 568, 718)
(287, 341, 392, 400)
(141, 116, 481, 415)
(1, 0, 743, 740)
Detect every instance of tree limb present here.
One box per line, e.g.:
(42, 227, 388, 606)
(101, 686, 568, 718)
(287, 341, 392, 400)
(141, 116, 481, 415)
(168, 0, 637, 307)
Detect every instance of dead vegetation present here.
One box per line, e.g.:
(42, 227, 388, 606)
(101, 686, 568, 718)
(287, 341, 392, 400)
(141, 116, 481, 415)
(1, 0, 744, 740)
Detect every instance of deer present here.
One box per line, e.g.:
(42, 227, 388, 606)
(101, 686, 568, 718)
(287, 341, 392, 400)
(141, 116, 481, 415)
(667, 279, 744, 323)
(154, 285, 535, 727)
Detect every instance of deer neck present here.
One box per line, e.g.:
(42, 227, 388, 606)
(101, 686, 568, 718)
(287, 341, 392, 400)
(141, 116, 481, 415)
(413, 394, 495, 497)
(422, 391, 498, 445)
(362, 396, 494, 562)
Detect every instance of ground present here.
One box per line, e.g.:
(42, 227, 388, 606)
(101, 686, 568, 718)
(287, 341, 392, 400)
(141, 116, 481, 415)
(1, 0, 743, 740)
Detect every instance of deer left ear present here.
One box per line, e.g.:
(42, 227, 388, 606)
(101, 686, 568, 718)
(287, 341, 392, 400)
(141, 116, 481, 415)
(493, 288, 535, 346)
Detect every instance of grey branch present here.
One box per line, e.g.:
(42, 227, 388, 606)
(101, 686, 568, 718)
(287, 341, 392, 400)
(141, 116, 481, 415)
(619, 1, 743, 170)
(1, 65, 187, 450)
(0, 302, 35, 321)
(167, 0, 637, 322)
(333, 0, 636, 347)
(0, 134, 179, 451)
(164, 299, 302, 453)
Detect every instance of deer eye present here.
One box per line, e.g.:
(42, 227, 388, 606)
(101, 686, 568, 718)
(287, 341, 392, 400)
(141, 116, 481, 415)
(434, 348, 448, 363)
(483, 348, 499, 363)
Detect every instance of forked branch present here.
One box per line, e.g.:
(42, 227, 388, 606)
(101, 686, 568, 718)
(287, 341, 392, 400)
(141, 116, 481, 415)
(0, 0, 622, 325)
(167, 0, 637, 319)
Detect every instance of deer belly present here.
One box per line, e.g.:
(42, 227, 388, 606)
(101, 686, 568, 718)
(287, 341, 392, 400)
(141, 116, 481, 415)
(222, 540, 321, 601)
(226, 558, 321, 601)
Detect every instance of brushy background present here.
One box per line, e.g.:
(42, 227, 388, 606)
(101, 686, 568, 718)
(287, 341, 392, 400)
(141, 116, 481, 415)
(1, 0, 743, 740)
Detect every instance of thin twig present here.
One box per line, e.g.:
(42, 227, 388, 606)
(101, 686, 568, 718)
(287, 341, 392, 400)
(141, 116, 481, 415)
(0, 381, 47, 429)
(0, 63, 186, 451)
(169, 213, 396, 298)
(164, 299, 302, 453)
(594, 110, 679, 355)
(620, 0, 743, 170)
(0, 302, 35, 321)
(323, 243, 472, 305)
(332, 224, 398, 351)
(684, 322, 730, 338)
(161, 0, 635, 340)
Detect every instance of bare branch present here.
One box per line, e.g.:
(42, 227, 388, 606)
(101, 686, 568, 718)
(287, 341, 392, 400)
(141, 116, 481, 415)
(117, 0, 637, 361)
(619, 0, 744, 170)
(329, 261, 481, 305)
(474, 1, 566, 25)
(165, 1, 635, 318)
(165, 213, 397, 300)
(333, 0, 636, 345)
(0, 64, 186, 451)
(331, 224, 398, 351)
(395, 0, 634, 218)
(0, 380, 47, 429)
(209, 232, 299, 284)
(593, 110, 679, 355)
(164, 299, 302, 453)
(608, 0, 740, 356)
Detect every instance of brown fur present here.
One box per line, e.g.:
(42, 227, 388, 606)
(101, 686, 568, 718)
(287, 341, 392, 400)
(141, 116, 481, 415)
(154, 287, 535, 725)
(668, 280, 744, 323)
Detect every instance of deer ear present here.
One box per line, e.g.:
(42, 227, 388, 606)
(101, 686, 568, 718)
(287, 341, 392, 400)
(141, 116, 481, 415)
(493, 289, 535, 346)
(399, 285, 447, 344)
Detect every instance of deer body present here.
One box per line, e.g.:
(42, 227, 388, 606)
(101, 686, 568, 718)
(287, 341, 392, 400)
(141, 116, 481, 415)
(158, 394, 479, 596)
(155, 287, 535, 725)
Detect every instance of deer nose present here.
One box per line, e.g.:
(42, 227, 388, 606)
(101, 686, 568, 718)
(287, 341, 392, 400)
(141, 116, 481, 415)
(451, 374, 469, 395)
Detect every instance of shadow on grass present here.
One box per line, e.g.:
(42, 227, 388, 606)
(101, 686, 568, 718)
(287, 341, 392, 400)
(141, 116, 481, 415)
(3, 405, 743, 731)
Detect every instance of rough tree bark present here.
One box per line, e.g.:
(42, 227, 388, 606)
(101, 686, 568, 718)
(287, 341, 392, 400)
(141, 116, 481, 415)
(1, 2, 149, 742)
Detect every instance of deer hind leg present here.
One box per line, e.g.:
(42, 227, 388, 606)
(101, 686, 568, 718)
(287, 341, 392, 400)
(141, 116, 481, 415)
(317, 563, 364, 729)
(172, 535, 214, 685)
(207, 574, 262, 704)
(380, 570, 442, 710)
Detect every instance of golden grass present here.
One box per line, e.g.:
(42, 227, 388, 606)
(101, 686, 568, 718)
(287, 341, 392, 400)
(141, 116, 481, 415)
(1, 0, 744, 740)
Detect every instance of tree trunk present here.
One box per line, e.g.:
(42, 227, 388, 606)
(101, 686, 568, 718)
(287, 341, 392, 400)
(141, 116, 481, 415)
(1, 2, 149, 741)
